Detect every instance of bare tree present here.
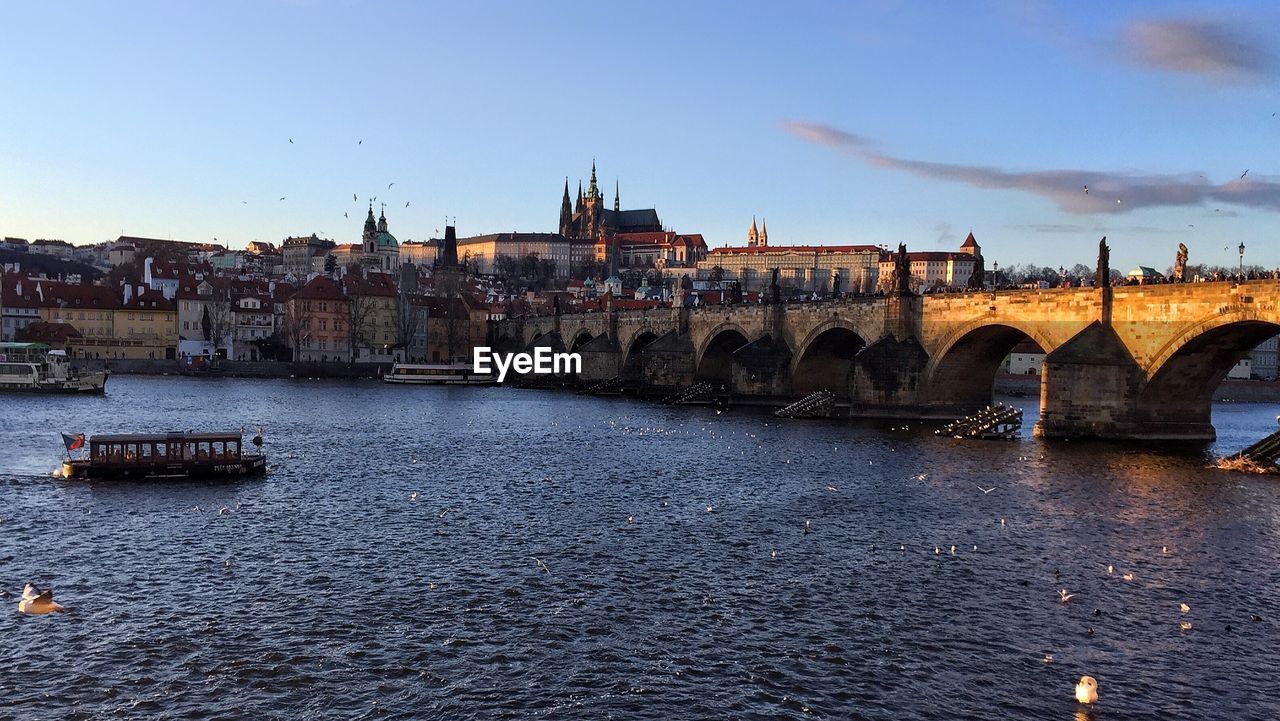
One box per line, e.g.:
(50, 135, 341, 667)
(394, 289, 423, 361)
(204, 290, 234, 355)
(346, 293, 376, 362)
(282, 299, 313, 361)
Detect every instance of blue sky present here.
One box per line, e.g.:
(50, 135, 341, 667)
(2, 1, 1277, 272)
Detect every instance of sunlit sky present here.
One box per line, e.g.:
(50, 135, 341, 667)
(2, 1, 1278, 272)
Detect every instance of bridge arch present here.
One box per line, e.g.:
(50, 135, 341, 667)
(1136, 312, 1280, 431)
(694, 323, 752, 385)
(621, 329, 660, 376)
(791, 320, 869, 399)
(926, 321, 1050, 410)
(568, 329, 594, 352)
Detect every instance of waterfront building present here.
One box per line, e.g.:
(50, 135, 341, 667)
(1249, 335, 1278, 381)
(231, 291, 274, 360)
(2, 237, 29, 252)
(285, 275, 349, 362)
(406, 294, 489, 363)
(107, 284, 179, 359)
(343, 271, 399, 362)
(36, 281, 117, 341)
(14, 320, 82, 352)
(1, 274, 42, 341)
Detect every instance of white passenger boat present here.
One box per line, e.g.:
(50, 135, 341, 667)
(383, 361, 495, 385)
(0, 343, 108, 394)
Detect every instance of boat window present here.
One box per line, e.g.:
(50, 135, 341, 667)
(186, 442, 197, 460)
(229, 441, 240, 459)
(169, 442, 183, 458)
(212, 441, 224, 459)
(125, 443, 138, 462)
(155, 443, 167, 459)
(140, 444, 153, 460)
(197, 442, 211, 459)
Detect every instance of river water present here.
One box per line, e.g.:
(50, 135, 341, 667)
(2, 377, 1279, 720)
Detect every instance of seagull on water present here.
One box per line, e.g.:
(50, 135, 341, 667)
(1059, 589, 1076, 603)
(529, 557, 551, 575)
(1122, 573, 1134, 581)
(410, 492, 418, 502)
(1075, 676, 1098, 705)
(1180, 602, 1191, 613)
(1180, 621, 1193, 631)
(18, 584, 64, 614)
(978, 485, 995, 494)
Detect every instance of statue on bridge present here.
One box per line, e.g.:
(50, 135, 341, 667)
(831, 271, 842, 299)
(770, 268, 781, 305)
(967, 254, 985, 290)
(731, 280, 743, 305)
(888, 243, 912, 296)
(1096, 236, 1110, 288)
(1174, 242, 1189, 283)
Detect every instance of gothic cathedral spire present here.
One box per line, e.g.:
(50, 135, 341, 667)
(559, 177, 573, 236)
(748, 216, 759, 247)
(588, 159, 599, 199)
(760, 218, 768, 246)
(614, 179, 620, 212)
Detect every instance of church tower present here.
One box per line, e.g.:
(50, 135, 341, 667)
(582, 160, 603, 240)
(614, 180, 620, 213)
(760, 218, 768, 247)
(362, 204, 377, 254)
(747, 217, 759, 247)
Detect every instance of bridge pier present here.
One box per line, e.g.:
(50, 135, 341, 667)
(851, 335, 931, 417)
(574, 334, 622, 383)
(636, 331, 696, 394)
(1032, 322, 1215, 440)
(730, 335, 792, 399)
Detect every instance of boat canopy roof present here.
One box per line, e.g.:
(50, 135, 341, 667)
(91, 431, 244, 444)
(0, 342, 50, 350)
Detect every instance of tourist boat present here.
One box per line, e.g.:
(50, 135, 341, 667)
(383, 361, 495, 385)
(60, 430, 267, 480)
(0, 342, 108, 394)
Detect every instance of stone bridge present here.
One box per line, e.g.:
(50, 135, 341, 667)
(494, 280, 1280, 440)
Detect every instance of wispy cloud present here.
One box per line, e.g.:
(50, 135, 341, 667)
(778, 121, 870, 149)
(1120, 19, 1274, 83)
(782, 121, 1280, 215)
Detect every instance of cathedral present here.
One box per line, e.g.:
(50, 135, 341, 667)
(558, 161, 663, 241)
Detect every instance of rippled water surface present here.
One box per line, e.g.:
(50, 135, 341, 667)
(3, 377, 1280, 720)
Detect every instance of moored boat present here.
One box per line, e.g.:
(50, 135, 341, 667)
(0, 342, 108, 393)
(383, 361, 495, 385)
(61, 430, 267, 480)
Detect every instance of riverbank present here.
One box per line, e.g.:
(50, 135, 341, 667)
(74, 358, 391, 379)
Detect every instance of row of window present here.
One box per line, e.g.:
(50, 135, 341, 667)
(93, 440, 242, 463)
